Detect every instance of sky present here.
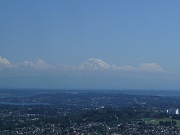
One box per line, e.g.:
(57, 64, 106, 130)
(0, 1, 180, 89)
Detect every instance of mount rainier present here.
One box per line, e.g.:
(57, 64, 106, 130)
(79, 58, 111, 70)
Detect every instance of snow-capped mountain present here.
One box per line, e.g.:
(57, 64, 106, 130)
(79, 58, 111, 70)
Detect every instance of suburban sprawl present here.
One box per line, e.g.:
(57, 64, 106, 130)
(1, 89, 180, 135)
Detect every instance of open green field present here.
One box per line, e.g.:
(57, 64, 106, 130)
(144, 118, 180, 126)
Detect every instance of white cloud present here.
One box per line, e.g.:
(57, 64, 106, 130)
(138, 63, 165, 72)
(111, 63, 165, 72)
(111, 65, 135, 71)
(0, 56, 10, 65)
(0, 56, 13, 69)
(22, 59, 53, 70)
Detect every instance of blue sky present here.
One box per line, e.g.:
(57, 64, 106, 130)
(0, 1, 180, 89)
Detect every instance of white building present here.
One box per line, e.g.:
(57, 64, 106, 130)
(167, 108, 179, 115)
(176, 109, 179, 115)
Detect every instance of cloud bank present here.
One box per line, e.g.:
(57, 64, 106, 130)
(22, 59, 53, 70)
(138, 63, 164, 72)
(77, 58, 165, 72)
(0, 56, 165, 74)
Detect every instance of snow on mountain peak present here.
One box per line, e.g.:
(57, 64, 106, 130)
(79, 58, 111, 70)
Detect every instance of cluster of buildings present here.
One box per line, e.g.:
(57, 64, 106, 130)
(167, 108, 179, 115)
